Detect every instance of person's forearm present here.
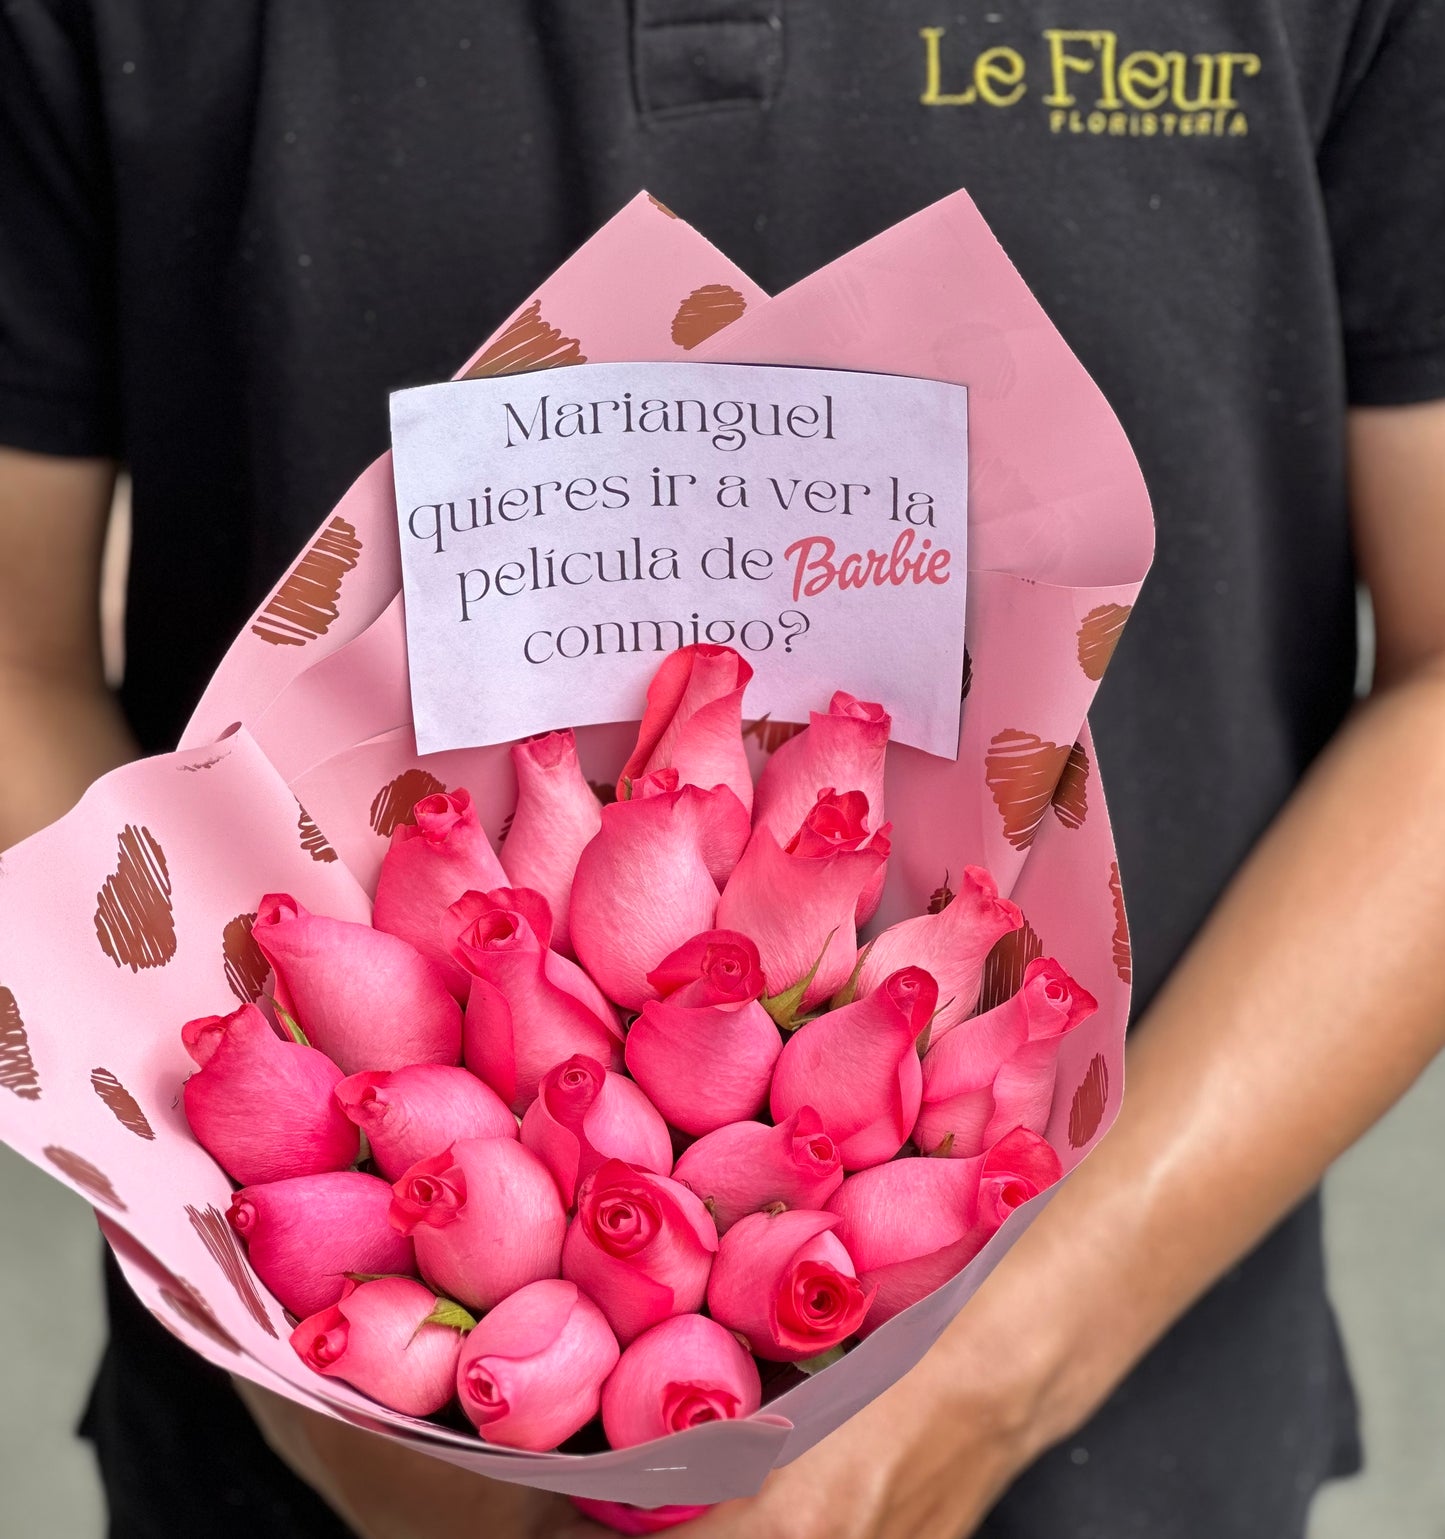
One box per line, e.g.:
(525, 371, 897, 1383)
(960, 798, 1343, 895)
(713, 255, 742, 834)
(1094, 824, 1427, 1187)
(0, 665, 137, 847)
(965, 657, 1445, 1456)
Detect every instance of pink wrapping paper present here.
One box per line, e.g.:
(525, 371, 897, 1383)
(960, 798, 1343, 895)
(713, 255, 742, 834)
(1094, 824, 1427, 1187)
(0, 190, 1151, 1507)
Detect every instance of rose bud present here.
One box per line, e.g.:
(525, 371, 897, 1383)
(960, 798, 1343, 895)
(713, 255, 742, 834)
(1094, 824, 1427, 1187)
(371, 789, 508, 997)
(646, 929, 764, 1007)
(770, 967, 936, 1171)
(972, 1126, 1064, 1232)
(715, 793, 888, 1013)
(571, 1500, 710, 1535)
(447, 887, 622, 1113)
(627, 928, 777, 1133)
(619, 644, 754, 815)
(626, 995, 781, 1137)
(252, 893, 462, 1074)
(571, 780, 751, 1010)
(520, 1055, 672, 1206)
(855, 866, 1023, 1040)
(915, 958, 1098, 1158)
(227, 1171, 414, 1320)
(706, 1208, 872, 1362)
(290, 1276, 467, 1417)
(333, 1064, 517, 1182)
(456, 1279, 618, 1449)
(671, 1107, 843, 1233)
(389, 1137, 566, 1312)
(753, 692, 891, 924)
(562, 1160, 718, 1346)
(182, 1003, 359, 1185)
(602, 1313, 762, 1449)
(827, 1126, 1062, 1332)
(499, 731, 603, 958)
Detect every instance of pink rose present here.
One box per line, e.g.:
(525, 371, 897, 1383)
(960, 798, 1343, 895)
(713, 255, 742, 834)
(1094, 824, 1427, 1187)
(371, 789, 508, 997)
(227, 1171, 414, 1320)
(333, 1064, 517, 1182)
(520, 1055, 673, 1206)
(706, 1208, 872, 1362)
(570, 1501, 709, 1535)
(182, 1003, 358, 1185)
(716, 792, 888, 1012)
(290, 1276, 466, 1417)
(389, 1137, 566, 1312)
(915, 958, 1098, 1158)
(448, 887, 622, 1113)
(971, 1126, 1064, 1232)
(619, 644, 754, 814)
(646, 928, 764, 1006)
(625, 993, 781, 1136)
(855, 866, 1023, 1040)
(252, 893, 462, 1075)
(671, 1107, 844, 1233)
(498, 731, 603, 958)
(456, 1279, 619, 1449)
(826, 1127, 1062, 1332)
(753, 692, 891, 924)
(770, 967, 936, 1171)
(626, 931, 780, 1134)
(571, 780, 750, 1010)
(562, 1160, 718, 1346)
(601, 1313, 762, 1449)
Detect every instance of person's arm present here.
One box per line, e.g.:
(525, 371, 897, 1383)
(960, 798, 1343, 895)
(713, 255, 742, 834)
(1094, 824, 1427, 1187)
(654, 399, 1445, 1539)
(0, 446, 134, 844)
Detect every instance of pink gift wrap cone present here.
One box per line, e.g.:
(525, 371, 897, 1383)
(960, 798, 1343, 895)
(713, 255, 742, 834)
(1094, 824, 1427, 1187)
(0, 188, 1151, 1508)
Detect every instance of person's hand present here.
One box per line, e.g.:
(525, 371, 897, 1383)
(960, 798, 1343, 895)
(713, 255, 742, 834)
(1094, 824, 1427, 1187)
(642, 1279, 1062, 1539)
(236, 1379, 611, 1539)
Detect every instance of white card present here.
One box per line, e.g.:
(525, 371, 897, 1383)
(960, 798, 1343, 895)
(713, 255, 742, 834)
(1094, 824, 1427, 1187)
(390, 362, 968, 758)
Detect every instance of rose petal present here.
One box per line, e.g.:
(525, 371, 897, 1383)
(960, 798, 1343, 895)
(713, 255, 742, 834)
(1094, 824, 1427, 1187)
(620, 644, 754, 814)
(501, 732, 603, 958)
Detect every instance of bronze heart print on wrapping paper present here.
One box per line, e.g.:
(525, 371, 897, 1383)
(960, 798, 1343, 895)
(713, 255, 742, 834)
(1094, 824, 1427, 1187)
(986, 732, 1095, 850)
(369, 770, 447, 837)
(297, 805, 338, 863)
(187, 1203, 278, 1338)
(671, 284, 750, 349)
(158, 1279, 243, 1355)
(94, 825, 176, 972)
(461, 299, 586, 379)
(1109, 861, 1132, 984)
(222, 913, 268, 1003)
(1076, 603, 1132, 681)
(1068, 1054, 1110, 1149)
(985, 731, 1074, 851)
(251, 518, 364, 648)
(45, 1146, 126, 1211)
(1051, 742, 1090, 830)
(975, 918, 1045, 1014)
(90, 1068, 155, 1140)
(0, 986, 40, 1101)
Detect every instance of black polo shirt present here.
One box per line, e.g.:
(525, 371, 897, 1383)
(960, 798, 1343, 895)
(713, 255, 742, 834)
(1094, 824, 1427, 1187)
(4, 3, 1444, 1535)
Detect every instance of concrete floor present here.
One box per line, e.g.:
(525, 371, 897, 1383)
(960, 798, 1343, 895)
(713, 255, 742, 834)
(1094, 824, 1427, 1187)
(1, 1057, 1442, 1538)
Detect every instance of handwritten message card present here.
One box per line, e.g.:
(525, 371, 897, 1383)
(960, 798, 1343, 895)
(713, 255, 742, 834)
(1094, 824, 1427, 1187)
(390, 362, 968, 758)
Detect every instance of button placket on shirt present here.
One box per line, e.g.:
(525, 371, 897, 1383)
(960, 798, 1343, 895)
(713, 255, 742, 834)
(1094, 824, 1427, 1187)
(631, 0, 786, 119)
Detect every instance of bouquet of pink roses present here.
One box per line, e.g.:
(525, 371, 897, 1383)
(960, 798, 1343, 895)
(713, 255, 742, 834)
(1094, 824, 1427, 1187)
(0, 187, 1151, 1526)
(179, 643, 1089, 1528)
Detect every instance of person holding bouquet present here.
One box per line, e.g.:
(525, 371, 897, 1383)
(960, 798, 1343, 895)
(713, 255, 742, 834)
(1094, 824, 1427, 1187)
(1, 5, 1443, 1537)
